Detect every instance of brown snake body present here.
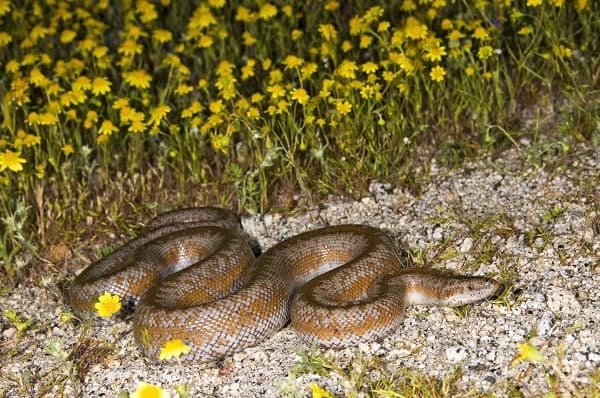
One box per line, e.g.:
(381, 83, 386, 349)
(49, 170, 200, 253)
(67, 207, 501, 362)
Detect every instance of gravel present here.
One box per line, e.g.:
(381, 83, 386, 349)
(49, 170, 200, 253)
(1, 144, 599, 397)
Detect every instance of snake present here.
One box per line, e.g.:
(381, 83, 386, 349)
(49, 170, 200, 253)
(67, 207, 502, 362)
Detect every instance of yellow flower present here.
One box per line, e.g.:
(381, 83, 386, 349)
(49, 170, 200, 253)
(84, 110, 99, 129)
(14, 129, 41, 148)
(113, 98, 130, 110)
(290, 88, 310, 105)
(282, 55, 304, 69)
(130, 382, 170, 398)
(335, 60, 358, 79)
(553, 44, 573, 59)
(0, 0, 11, 17)
(361, 62, 378, 74)
(77, 38, 95, 53)
(246, 106, 260, 119)
(310, 384, 334, 398)
(5, 59, 19, 73)
(324, 1, 339, 11)
(91, 77, 112, 95)
(35, 164, 45, 179)
(38, 112, 59, 126)
(137, 0, 158, 23)
(181, 101, 203, 118)
(276, 99, 289, 113)
(332, 41, 347, 54)
(335, 99, 352, 115)
(359, 84, 381, 100)
(382, 70, 396, 82)
(267, 84, 286, 99)
(118, 38, 143, 57)
(576, 0, 587, 10)
(174, 84, 193, 96)
(291, 29, 303, 41)
(465, 66, 475, 76)
(472, 26, 490, 41)
(215, 60, 234, 77)
(359, 34, 373, 48)
(363, 5, 384, 23)
(301, 63, 318, 80)
(62, 144, 74, 155)
(0, 150, 26, 172)
(149, 105, 171, 125)
(377, 21, 391, 32)
(429, 65, 446, 82)
(210, 132, 230, 154)
(477, 45, 494, 60)
(258, 3, 277, 20)
(153, 29, 173, 43)
(72, 76, 92, 92)
(319, 24, 337, 41)
(518, 26, 533, 36)
(29, 67, 50, 88)
(401, 0, 417, 11)
(242, 31, 256, 46)
(197, 34, 214, 48)
(448, 29, 465, 41)
(512, 342, 546, 366)
(94, 292, 122, 318)
(348, 16, 367, 35)
(208, 0, 225, 7)
(424, 45, 447, 62)
(241, 59, 256, 80)
(0, 31, 11, 48)
(247, 93, 262, 104)
(129, 120, 146, 133)
(269, 69, 283, 83)
(209, 100, 224, 114)
(159, 339, 191, 360)
(98, 120, 118, 136)
(93, 46, 109, 59)
(526, 0, 542, 6)
(441, 18, 453, 30)
(235, 6, 256, 22)
(405, 17, 427, 39)
(123, 69, 152, 89)
(60, 29, 77, 43)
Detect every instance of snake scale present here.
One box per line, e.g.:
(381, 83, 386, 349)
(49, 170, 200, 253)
(67, 207, 501, 362)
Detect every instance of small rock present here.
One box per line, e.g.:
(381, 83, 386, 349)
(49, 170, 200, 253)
(445, 345, 468, 363)
(459, 237, 474, 253)
(263, 214, 273, 227)
(432, 225, 444, 241)
(582, 227, 594, 243)
(369, 180, 394, 197)
(546, 287, 582, 317)
(3, 327, 17, 339)
(537, 312, 553, 337)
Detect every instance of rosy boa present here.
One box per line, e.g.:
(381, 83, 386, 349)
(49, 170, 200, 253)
(67, 207, 501, 362)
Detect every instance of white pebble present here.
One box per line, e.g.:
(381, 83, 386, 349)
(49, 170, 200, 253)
(460, 237, 474, 253)
(432, 226, 444, 241)
(445, 345, 468, 363)
(546, 287, 582, 317)
(2, 327, 16, 339)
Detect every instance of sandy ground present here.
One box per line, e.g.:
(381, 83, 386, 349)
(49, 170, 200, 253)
(1, 144, 599, 397)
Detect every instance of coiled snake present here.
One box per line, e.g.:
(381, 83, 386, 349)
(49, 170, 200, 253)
(67, 207, 501, 362)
